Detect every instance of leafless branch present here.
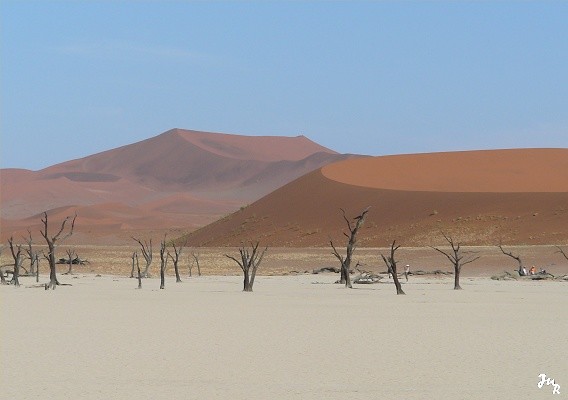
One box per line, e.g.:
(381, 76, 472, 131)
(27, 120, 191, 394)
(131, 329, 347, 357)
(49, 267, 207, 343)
(555, 246, 568, 261)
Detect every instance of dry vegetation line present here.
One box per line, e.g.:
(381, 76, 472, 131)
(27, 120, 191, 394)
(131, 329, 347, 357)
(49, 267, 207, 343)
(2, 208, 568, 291)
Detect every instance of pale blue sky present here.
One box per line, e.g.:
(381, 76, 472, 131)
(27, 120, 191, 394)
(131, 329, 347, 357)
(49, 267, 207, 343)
(2, 1, 567, 170)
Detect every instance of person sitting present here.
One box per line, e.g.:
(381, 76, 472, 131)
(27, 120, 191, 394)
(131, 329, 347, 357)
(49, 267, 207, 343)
(529, 266, 536, 275)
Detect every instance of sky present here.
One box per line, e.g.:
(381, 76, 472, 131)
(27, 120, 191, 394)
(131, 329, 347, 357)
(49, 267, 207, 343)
(2, 1, 567, 170)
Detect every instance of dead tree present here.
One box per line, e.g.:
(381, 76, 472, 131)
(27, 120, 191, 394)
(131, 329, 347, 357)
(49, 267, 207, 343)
(35, 252, 41, 283)
(555, 246, 568, 262)
(330, 207, 370, 288)
(159, 237, 167, 290)
(497, 244, 524, 275)
(192, 252, 201, 276)
(0, 246, 6, 285)
(63, 249, 77, 275)
(132, 237, 153, 278)
(168, 240, 186, 283)
(130, 252, 137, 278)
(40, 212, 77, 290)
(225, 242, 267, 292)
(8, 237, 23, 287)
(22, 230, 39, 276)
(380, 240, 405, 295)
(188, 252, 202, 277)
(432, 233, 480, 290)
(133, 252, 142, 289)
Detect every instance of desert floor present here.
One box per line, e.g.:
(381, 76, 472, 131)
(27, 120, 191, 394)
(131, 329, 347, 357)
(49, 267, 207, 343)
(2, 267, 567, 399)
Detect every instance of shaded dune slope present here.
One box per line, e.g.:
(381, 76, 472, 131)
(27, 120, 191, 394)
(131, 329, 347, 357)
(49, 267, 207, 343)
(186, 149, 568, 247)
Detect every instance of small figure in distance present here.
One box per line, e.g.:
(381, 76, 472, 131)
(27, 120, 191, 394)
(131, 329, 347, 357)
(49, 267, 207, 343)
(521, 266, 528, 276)
(529, 266, 536, 275)
(404, 264, 410, 282)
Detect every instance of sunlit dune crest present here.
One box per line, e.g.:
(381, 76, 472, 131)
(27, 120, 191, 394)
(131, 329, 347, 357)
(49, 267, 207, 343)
(322, 149, 568, 193)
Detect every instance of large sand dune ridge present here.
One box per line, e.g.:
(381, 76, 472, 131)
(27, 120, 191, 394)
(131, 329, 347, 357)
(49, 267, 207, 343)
(322, 148, 568, 192)
(187, 148, 568, 247)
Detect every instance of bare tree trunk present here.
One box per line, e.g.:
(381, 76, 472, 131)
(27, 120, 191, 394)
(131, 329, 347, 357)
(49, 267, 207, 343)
(23, 230, 37, 276)
(339, 264, 348, 286)
(188, 252, 201, 277)
(174, 262, 182, 282)
(168, 240, 186, 283)
(381, 241, 405, 295)
(159, 238, 167, 290)
(63, 249, 76, 275)
(393, 269, 404, 293)
(135, 253, 142, 289)
(432, 233, 480, 290)
(0, 246, 5, 285)
(454, 265, 462, 290)
(243, 268, 251, 292)
(497, 244, 524, 275)
(30, 252, 37, 277)
(193, 253, 201, 276)
(555, 246, 568, 262)
(130, 252, 136, 278)
(132, 237, 153, 278)
(46, 244, 59, 289)
(40, 212, 76, 290)
(226, 242, 267, 292)
(330, 207, 370, 289)
(8, 237, 22, 287)
(35, 254, 40, 283)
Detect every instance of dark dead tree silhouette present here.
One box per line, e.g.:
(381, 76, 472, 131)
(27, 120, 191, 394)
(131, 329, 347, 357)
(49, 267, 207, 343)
(380, 240, 405, 295)
(431, 233, 480, 290)
(40, 212, 77, 290)
(132, 237, 153, 278)
(36, 253, 41, 282)
(555, 246, 568, 262)
(62, 248, 77, 275)
(191, 252, 201, 276)
(497, 244, 524, 275)
(188, 255, 194, 277)
(130, 251, 137, 278)
(225, 242, 267, 292)
(22, 230, 39, 277)
(0, 245, 6, 285)
(330, 207, 370, 288)
(8, 237, 23, 287)
(159, 237, 167, 290)
(132, 252, 142, 289)
(168, 240, 186, 283)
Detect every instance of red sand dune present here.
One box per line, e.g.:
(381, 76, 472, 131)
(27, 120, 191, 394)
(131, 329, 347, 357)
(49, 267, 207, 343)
(322, 149, 568, 192)
(186, 149, 568, 247)
(1, 129, 346, 243)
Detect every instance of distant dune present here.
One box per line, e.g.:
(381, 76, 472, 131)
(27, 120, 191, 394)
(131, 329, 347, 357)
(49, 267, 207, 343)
(0, 129, 348, 243)
(186, 148, 568, 247)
